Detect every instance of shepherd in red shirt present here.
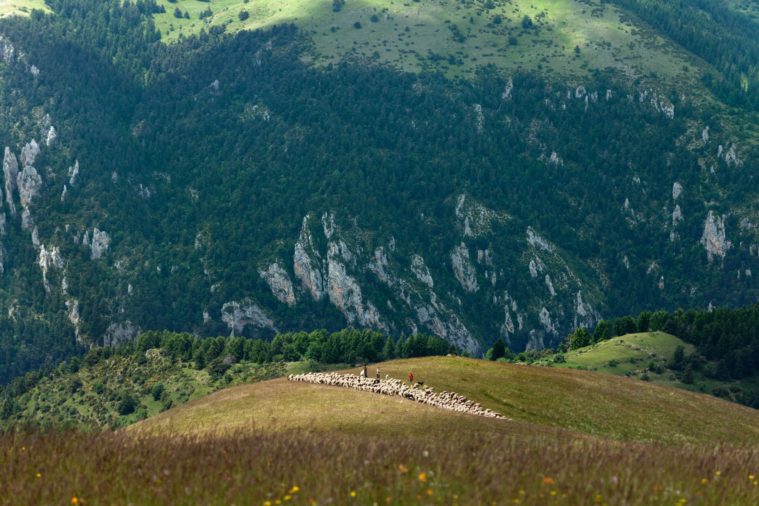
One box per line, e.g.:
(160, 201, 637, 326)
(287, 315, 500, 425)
(408, 372, 414, 383)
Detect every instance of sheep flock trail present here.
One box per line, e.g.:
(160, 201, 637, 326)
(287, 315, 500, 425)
(288, 372, 506, 419)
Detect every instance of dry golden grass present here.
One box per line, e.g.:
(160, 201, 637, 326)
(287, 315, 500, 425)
(132, 377, 556, 443)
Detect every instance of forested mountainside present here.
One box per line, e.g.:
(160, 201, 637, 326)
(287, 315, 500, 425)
(1, 0, 759, 383)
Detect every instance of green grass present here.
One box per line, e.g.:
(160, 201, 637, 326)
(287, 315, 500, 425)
(149, 0, 699, 83)
(539, 332, 759, 404)
(0, 0, 47, 18)
(136, 356, 759, 446)
(553, 331, 693, 376)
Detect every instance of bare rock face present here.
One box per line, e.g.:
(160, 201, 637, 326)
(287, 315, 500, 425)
(38, 244, 63, 292)
(672, 182, 683, 201)
(368, 247, 393, 285)
(451, 243, 479, 293)
(0, 35, 15, 64)
(502, 77, 514, 101)
(573, 291, 600, 329)
(19, 140, 39, 168)
(539, 307, 558, 336)
(2, 147, 17, 217)
(455, 194, 508, 238)
(90, 228, 111, 260)
(259, 262, 296, 306)
(221, 299, 276, 336)
(670, 204, 683, 242)
(103, 321, 141, 347)
(17, 164, 41, 209)
(410, 254, 434, 288)
(293, 215, 325, 300)
(68, 160, 80, 186)
(701, 211, 731, 262)
(327, 242, 387, 331)
(45, 126, 57, 147)
(66, 299, 82, 343)
(526, 227, 554, 252)
(414, 292, 480, 355)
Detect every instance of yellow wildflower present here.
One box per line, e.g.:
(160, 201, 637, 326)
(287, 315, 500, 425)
(289, 486, 300, 494)
(263, 501, 272, 506)
(398, 464, 408, 474)
(550, 490, 557, 496)
(543, 476, 555, 486)
(426, 488, 433, 496)
(35, 472, 42, 479)
(418, 472, 428, 483)
(71, 497, 80, 506)
(701, 478, 709, 485)
(350, 491, 357, 498)
(283, 495, 292, 502)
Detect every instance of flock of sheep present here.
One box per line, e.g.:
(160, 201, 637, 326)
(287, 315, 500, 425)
(288, 372, 505, 419)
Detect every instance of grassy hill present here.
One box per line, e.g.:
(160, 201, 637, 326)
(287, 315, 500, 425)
(136, 356, 759, 446)
(1, 0, 701, 83)
(0, 0, 47, 18)
(5, 356, 759, 504)
(153, 0, 702, 83)
(539, 332, 759, 405)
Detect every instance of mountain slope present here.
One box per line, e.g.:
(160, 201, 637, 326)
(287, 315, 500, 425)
(137, 356, 759, 445)
(150, 0, 699, 83)
(0, 1, 759, 381)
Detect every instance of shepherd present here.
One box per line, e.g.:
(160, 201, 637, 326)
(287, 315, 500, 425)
(376, 367, 381, 380)
(408, 371, 414, 383)
(361, 364, 368, 378)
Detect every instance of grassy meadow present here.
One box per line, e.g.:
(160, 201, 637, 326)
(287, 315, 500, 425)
(149, 0, 698, 82)
(2, 428, 759, 505)
(540, 332, 759, 405)
(0, 0, 47, 18)
(3, 357, 759, 504)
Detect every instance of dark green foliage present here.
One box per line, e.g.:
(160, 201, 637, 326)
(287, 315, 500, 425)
(238, 10, 250, 21)
(487, 338, 506, 360)
(609, 0, 759, 110)
(586, 304, 759, 380)
(566, 328, 592, 350)
(151, 382, 165, 401)
(117, 393, 138, 415)
(672, 345, 685, 370)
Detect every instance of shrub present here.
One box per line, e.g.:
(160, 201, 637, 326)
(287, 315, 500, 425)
(151, 383, 166, 401)
(117, 394, 138, 416)
(238, 10, 250, 21)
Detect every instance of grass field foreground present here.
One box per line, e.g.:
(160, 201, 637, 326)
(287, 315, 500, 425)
(2, 429, 759, 505)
